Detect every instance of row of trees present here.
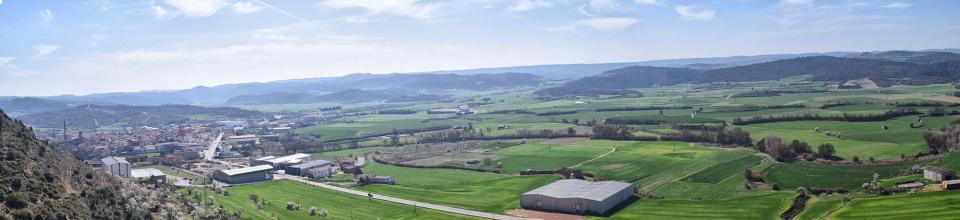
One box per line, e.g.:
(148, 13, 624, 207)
(731, 109, 920, 125)
(755, 135, 838, 161)
(659, 126, 753, 146)
(922, 121, 960, 154)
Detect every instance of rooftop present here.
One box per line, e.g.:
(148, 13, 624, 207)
(258, 153, 311, 164)
(100, 156, 129, 165)
(523, 179, 633, 201)
(219, 165, 273, 176)
(131, 168, 165, 178)
(291, 160, 332, 169)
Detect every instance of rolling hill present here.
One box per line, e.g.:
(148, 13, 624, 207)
(18, 104, 266, 129)
(0, 97, 72, 117)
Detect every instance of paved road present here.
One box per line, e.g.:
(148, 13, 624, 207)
(277, 174, 531, 220)
(204, 132, 223, 162)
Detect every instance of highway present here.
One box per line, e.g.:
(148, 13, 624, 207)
(277, 174, 531, 220)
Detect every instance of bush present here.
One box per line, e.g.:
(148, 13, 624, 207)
(249, 194, 258, 203)
(308, 206, 318, 216)
(286, 201, 300, 211)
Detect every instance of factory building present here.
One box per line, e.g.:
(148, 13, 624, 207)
(285, 160, 332, 176)
(520, 179, 635, 215)
(251, 153, 311, 169)
(101, 156, 131, 177)
(131, 168, 166, 184)
(213, 165, 274, 184)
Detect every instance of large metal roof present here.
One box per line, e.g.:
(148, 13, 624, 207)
(219, 165, 273, 176)
(523, 179, 633, 201)
(290, 160, 332, 169)
(256, 153, 310, 164)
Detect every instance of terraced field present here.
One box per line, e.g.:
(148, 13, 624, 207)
(829, 190, 960, 220)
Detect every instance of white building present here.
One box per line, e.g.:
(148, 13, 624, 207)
(101, 156, 131, 177)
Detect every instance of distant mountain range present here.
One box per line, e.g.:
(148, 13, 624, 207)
(542, 51, 960, 96)
(19, 104, 266, 129)
(1, 49, 956, 108)
(225, 88, 448, 105)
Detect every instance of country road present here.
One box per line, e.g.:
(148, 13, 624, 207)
(204, 132, 223, 162)
(276, 174, 532, 220)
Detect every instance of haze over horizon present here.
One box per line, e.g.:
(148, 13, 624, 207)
(2, 0, 959, 96)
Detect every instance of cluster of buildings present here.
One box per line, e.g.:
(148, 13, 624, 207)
(895, 166, 960, 190)
(99, 156, 168, 184)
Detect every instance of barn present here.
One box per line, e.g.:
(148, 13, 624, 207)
(520, 179, 635, 215)
(213, 165, 274, 184)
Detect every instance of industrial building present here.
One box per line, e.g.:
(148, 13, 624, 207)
(252, 153, 311, 169)
(520, 179, 635, 215)
(923, 167, 956, 182)
(131, 168, 166, 184)
(213, 165, 274, 184)
(101, 156, 131, 177)
(285, 160, 332, 176)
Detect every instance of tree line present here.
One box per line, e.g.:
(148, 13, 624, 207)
(731, 109, 920, 125)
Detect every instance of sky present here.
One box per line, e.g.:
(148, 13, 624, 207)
(0, 0, 958, 96)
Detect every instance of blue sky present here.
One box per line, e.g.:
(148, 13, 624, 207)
(0, 0, 958, 96)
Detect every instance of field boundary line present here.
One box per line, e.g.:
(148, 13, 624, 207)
(571, 147, 616, 168)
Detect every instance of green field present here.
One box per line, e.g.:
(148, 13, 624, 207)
(182, 180, 469, 219)
(358, 160, 558, 213)
(764, 162, 916, 189)
(829, 190, 960, 220)
(595, 191, 795, 220)
(682, 156, 764, 184)
(794, 195, 845, 220)
(495, 141, 612, 173)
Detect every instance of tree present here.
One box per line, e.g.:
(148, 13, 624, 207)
(567, 127, 576, 136)
(763, 135, 796, 161)
(817, 143, 836, 159)
(789, 140, 812, 154)
(249, 194, 259, 203)
(852, 156, 861, 163)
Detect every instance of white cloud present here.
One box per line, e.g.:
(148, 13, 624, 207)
(0, 0, 4, 6)
(881, 2, 911, 9)
(0, 57, 13, 67)
(232, 1, 264, 14)
(506, 0, 555, 13)
(576, 17, 639, 31)
(33, 45, 60, 58)
(780, 0, 814, 7)
(40, 9, 54, 24)
(675, 5, 715, 21)
(588, 0, 623, 12)
(163, 0, 229, 17)
(634, 0, 664, 6)
(152, 5, 179, 19)
(320, 0, 441, 20)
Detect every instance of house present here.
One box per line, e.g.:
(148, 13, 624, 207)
(923, 167, 956, 182)
(285, 160, 332, 176)
(213, 165, 274, 184)
(341, 165, 362, 175)
(520, 179, 635, 215)
(943, 180, 960, 190)
(228, 135, 258, 145)
(101, 156, 131, 177)
(131, 168, 166, 184)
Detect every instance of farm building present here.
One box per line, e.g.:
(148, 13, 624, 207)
(228, 135, 258, 145)
(285, 160, 332, 176)
(520, 179, 635, 215)
(252, 153, 311, 169)
(923, 167, 956, 182)
(307, 166, 335, 178)
(101, 156, 131, 177)
(943, 180, 960, 190)
(131, 168, 166, 184)
(213, 165, 274, 184)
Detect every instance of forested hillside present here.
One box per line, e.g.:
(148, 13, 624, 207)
(19, 104, 265, 129)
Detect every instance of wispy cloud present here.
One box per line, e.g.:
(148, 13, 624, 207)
(634, 0, 664, 6)
(0, 57, 14, 67)
(881, 2, 911, 9)
(576, 17, 639, 31)
(33, 44, 60, 58)
(163, 0, 229, 17)
(232, 1, 264, 14)
(319, 0, 441, 20)
(40, 9, 54, 24)
(506, 0, 555, 13)
(675, 5, 715, 21)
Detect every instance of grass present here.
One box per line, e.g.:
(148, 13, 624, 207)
(682, 156, 764, 184)
(494, 141, 612, 173)
(357, 160, 558, 213)
(829, 190, 960, 220)
(764, 162, 916, 189)
(181, 180, 470, 219)
(594, 191, 795, 220)
(794, 195, 845, 220)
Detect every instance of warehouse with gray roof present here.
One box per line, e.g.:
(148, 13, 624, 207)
(520, 179, 635, 215)
(213, 165, 274, 184)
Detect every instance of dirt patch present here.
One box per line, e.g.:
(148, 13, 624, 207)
(843, 78, 880, 89)
(601, 163, 628, 170)
(539, 137, 589, 145)
(507, 209, 583, 220)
